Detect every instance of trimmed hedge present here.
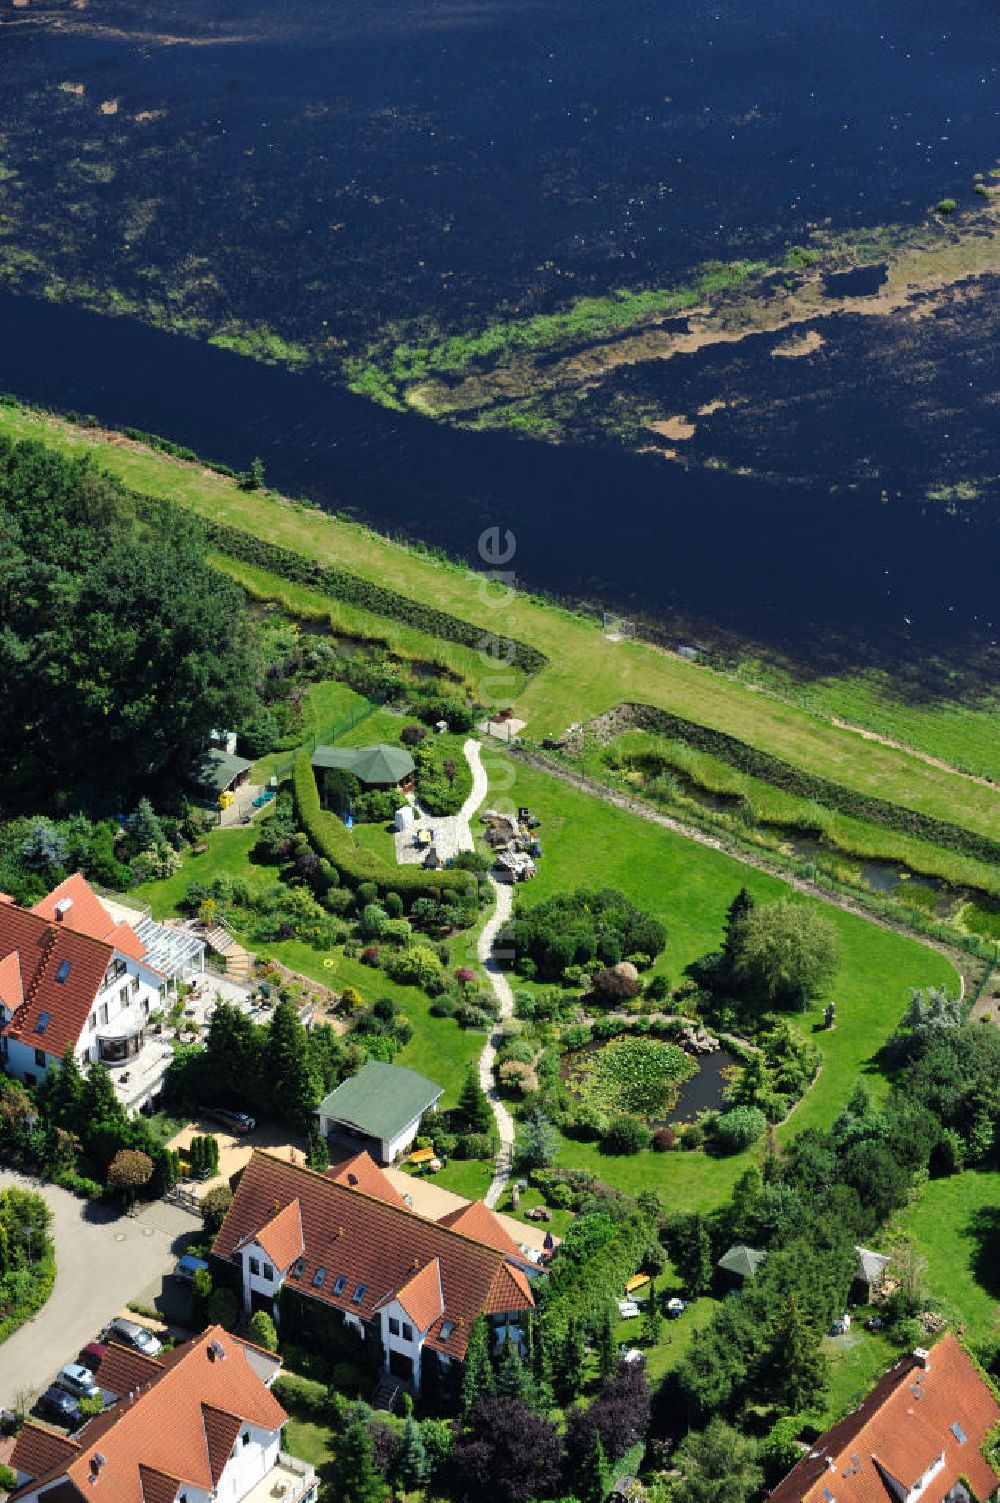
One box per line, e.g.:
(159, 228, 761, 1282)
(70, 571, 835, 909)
(620, 704, 1000, 868)
(199, 519, 548, 676)
(293, 753, 471, 900)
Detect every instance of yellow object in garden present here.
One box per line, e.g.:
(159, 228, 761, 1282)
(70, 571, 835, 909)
(219, 790, 234, 809)
(409, 1146, 435, 1166)
(626, 1273, 651, 1295)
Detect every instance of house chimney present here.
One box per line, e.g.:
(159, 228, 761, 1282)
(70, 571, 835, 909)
(54, 898, 73, 921)
(913, 1347, 931, 1370)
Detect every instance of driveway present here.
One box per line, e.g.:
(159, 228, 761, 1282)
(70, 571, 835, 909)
(0, 1168, 199, 1411)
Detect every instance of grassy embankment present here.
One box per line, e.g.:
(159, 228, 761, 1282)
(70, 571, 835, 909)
(2, 402, 998, 857)
(580, 729, 1000, 899)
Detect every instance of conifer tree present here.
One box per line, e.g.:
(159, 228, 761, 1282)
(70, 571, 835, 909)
(457, 1067, 492, 1134)
(722, 886, 756, 974)
(596, 1308, 617, 1382)
(495, 1337, 536, 1407)
(43, 1045, 85, 1137)
(553, 1317, 586, 1403)
(333, 1419, 387, 1503)
(642, 1280, 663, 1347)
(395, 1413, 430, 1491)
(577, 1430, 610, 1503)
(460, 1315, 495, 1421)
(266, 998, 321, 1134)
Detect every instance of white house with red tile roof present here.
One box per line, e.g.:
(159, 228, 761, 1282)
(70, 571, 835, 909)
(0, 873, 204, 1112)
(8, 1325, 316, 1503)
(767, 1334, 1000, 1503)
(214, 1150, 538, 1394)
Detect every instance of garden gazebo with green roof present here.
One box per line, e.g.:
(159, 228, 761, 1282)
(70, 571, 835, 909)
(311, 743, 416, 791)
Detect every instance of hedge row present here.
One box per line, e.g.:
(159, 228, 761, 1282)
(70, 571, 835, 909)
(292, 753, 471, 899)
(0, 1248, 56, 1345)
(622, 703, 1000, 868)
(199, 518, 548, 677)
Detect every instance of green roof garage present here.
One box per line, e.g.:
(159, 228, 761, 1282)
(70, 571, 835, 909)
(318, 1060, 443, 1164)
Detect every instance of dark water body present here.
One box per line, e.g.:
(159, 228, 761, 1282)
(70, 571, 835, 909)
(823, 264, 889, 297)
(669, 1048, 738, 1124)
(1, 287, 998, 676)
(4, 0, 1000, 674)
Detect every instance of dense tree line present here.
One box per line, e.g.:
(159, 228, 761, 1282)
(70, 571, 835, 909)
(0, 438, 256, 808)
(168, 997, 355, 1143)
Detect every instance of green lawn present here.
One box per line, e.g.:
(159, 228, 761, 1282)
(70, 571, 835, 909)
(807, 1327, 905, 1430)
(424, 1157, 495, 1199)
(897, 1168, 1000, 1346)
(131, 825, 268, 914)
(493, 757, 958, 1212)
(612, 1297, 722, 1386)
(3, 402, 999, 844)
(252, 679, 377, 782)
(283, 1416, 336, 1470)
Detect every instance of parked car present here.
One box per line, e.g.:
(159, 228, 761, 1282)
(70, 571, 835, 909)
(105, 1318, 162, 1357)
(78, 1341, 107, 1373)
(173, 1254, 210, 1285)
(55, 1363, 98, 1399)
(37, 1385, 82, 1427)
(199, 1106, 256, 1134)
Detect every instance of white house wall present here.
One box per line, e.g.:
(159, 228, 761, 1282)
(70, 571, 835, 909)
(379, 1297, 428, 1388)
(241, 1243, 285, 1314)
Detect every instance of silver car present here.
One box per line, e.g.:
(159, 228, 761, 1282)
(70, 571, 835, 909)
(106, 1318, 162, 1357)
(55, 1363, 98, 1399)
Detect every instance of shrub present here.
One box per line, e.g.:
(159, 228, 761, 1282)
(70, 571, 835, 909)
(249, 1310, 278, 1352)
(455, 966, 478, 985)
(401, 723, 428, 746)
(207, 1287, 239, 1329)
(360, 945, 381, 966)
(713, 1105, 767, 1154)
(386, 944, 445, 989)
(652, 1126, 677, 1152)
(603, 1115, 652, 1155)
(454, 1132, 493, 1160)
(681, 1121, 704, 1150)
(592, 962, 642, 1003)
(498, 1060, 539, 1096)
(936, 198, 957, 214)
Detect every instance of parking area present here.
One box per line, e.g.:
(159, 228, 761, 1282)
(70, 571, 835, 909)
(165, 1116, 306, 1199)
(0, 1168, 200, 1412)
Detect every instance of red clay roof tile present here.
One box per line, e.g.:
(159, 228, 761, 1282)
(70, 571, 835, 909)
(0, 901, 112, 1061)
(328, 1150, 410, 1208)
(215, 1152, 534, 1360)
(437, 1200, 525, 1259)
(391, 1258, 445, 1332)
(11, 1327, 287, 1503)
(767, 1333, 1000, 1503)
(255, 1198, 305, 1271)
